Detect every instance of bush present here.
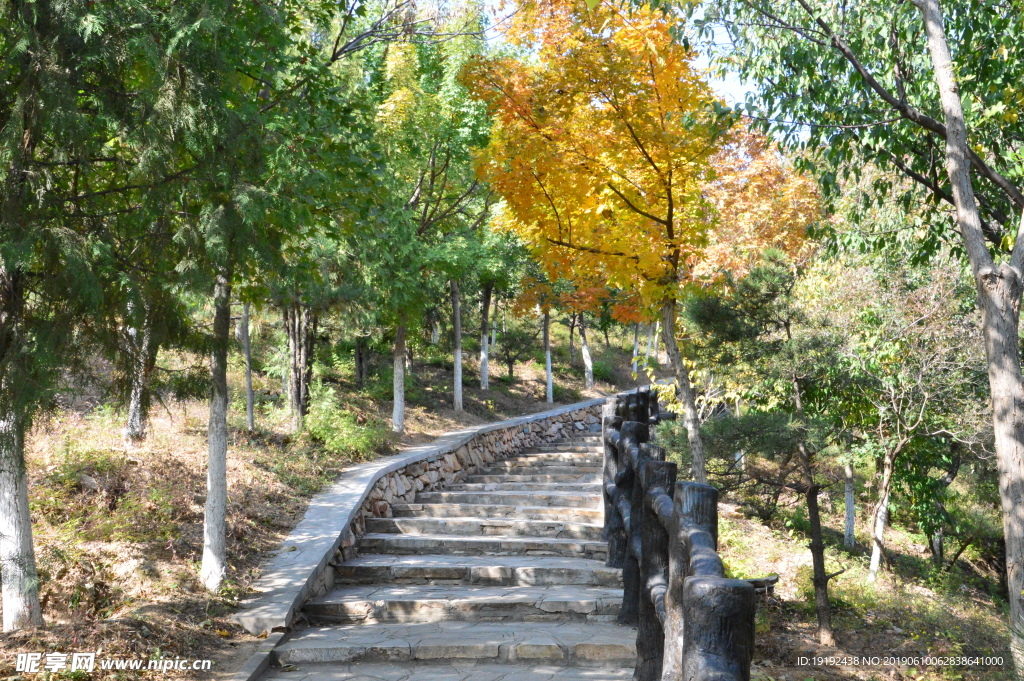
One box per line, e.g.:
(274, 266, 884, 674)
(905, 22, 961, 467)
(592, 359, 615, 383)
(552, 382, 583, 403)
(654, 419, 691, 469)
(794, 564, 817, 610)
(306, 382, 392, 460)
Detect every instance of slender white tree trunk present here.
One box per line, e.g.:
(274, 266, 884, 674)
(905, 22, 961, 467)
(0, 397, 43, 631)
(201, 271, 231, 592)
(392, 323, 406, 433)
(868, 452, 894, 580)
(123, 300, 154, 447)
(544, 311, 553, 403)
(644, 321, 659, 363)
(241, 303, 254, 432)
(868, 492, 889, 580)
(450, 282, 463, 412)
(660, 300, 707, 483)
(579, 314, 594, 389)
(631, 323, 640, 373)
(568, 314, 577, 365)
(479, 333, 489, 390)
(480, 285, 492, 391)
(844, 463, 856, 548)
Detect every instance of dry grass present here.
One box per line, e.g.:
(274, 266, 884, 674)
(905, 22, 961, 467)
(717, 499, 1011, 681)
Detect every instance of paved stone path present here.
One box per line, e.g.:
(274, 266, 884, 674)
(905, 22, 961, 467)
(263, 433, 635, 681)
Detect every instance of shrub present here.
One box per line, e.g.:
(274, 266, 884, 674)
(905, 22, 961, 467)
(552, 383, 583, 403)
(305, 382, 392, 460)
(592, 359, 615, 383)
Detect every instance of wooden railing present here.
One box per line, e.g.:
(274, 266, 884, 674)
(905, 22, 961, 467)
(603, 387, 760, 681)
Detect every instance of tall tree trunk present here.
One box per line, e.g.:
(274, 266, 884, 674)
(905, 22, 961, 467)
(492, 300, 499, 346)
(579, 314, 594, 389)
(241, 303, 254, 432)
(122, 294, 162, 447)
(660, 300, 707, 484)
(930, 443, 961, 568)
(645, 321, 661, 365)
(869, 450, 895, 581)
(0, 376, 43, 631)
(201, 269, 231, 593)
(844, 463, 856, 548)
(354, 336, 370, 386)
(568, 313, 577, 365)
(283, 303, 317, 433)
(916, 1, 1024, 670)
(544, 311, 553, 403)
(0, 64, 42, 632)
(480, 283, 492, 390)
(392, 323, 406, 433)
(790, 368, 836, 645)
(930, 528, 945, 568)
(123, 301, 155, 447)
(806, 481, 836, 646)
(631, 323, 640, 373)
(450, 281, 463, 412)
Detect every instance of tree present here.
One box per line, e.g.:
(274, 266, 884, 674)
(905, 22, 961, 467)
(690, 0, 1024, 665)
(0, 0, 212, 629)
(687, 251, 848, 645)
(493, 322, 539, 380)
(819, 255, 988, 579)
(177, 0, 426, 590)
(470, 1, 735, 476)
(357, 15, 493, 432)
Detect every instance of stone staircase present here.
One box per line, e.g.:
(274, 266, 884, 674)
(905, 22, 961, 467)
(263, 432, 635, 681)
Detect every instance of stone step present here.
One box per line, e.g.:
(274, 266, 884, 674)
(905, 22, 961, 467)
(304, 584, 621, 624)
(485, 457, 602, 469)
(263, 661, 634, 680)
(522, 445, 603, 454)
(479, 464, 603, 475)
(394, 503, 602, 524)
(513, 452, 603, 463)
(365, 516, 603, 540)
(273, 621, 635, 667)
(415, 490, 600, 508)
(465, 473, 601, 484)
(358, 533, 607, 560)
(447, 482, 601, 493)
(334, 554, 621, 587)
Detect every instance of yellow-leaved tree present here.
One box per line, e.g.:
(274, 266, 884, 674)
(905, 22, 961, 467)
(468, 0, 735, 479)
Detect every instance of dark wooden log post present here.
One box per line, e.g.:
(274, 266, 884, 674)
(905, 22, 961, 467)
(617, 420, 649, 625)
(603, 398, 626, 568)
(681, 576, 756, 681)
(636, 455, 676, 681)
(676, 481, 719, 549)
(637, 387, 650, 425)
(665, 482, 721, 680)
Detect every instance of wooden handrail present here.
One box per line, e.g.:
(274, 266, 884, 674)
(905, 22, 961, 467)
(603, 387, 764, 681)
